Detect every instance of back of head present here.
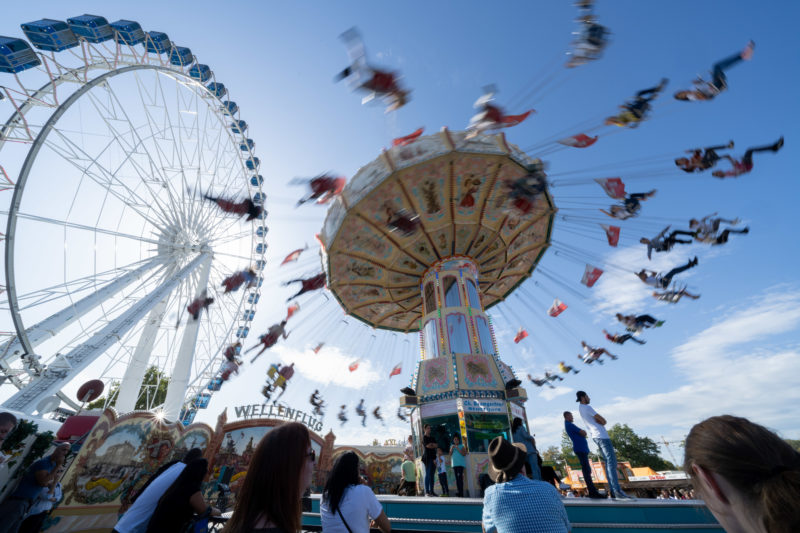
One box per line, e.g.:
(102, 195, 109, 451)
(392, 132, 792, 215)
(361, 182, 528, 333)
(225, 422, 310, 533)
(511, 417, 523, 433)
(0, 411, 17, 428)
(323, 451, 360, 513)
(684, 415, 800, 532)
(182, 447, 203, 463)
(159, 458, 208, 507)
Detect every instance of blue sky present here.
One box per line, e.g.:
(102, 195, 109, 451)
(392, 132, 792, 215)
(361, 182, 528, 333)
(2, 1, 799, 461)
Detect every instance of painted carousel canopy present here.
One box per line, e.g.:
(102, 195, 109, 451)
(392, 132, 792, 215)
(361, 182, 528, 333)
(319, 128, 556, 332)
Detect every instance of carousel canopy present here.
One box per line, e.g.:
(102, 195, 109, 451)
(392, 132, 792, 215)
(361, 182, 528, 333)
(320, 128, 556, 332)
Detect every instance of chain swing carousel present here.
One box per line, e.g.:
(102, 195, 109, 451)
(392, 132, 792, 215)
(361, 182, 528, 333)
(319, 127, 555, 495)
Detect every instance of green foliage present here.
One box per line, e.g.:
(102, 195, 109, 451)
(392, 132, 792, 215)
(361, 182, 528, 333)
(1, 419, 37, 453)
(541, 445, 563, 464)
(785, 439, 800, 452)
(607, 423, 677, 471)
(560, 430, 577, 462)
(20, 431, 55, 471)
(86, 366, 170, 411)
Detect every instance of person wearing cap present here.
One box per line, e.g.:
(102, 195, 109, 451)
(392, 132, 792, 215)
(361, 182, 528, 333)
(576, 391, 632, 500)
(0, 441, 69, 533)
(563, 411, 603, 499)
(482, 436, 571, 533)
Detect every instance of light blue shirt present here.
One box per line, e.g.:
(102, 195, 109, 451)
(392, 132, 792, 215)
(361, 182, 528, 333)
(482, 474, 571, 533)
(513, 426, 537, 455)
(450, 444, 467, 468)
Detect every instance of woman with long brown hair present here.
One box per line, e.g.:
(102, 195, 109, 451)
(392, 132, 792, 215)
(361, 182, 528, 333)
(684, 415, 800, 533)
(223, 422, 315, 533)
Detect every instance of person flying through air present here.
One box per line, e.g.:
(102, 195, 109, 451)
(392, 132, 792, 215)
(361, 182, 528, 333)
(221, 268, 257, 293)
(202, 193, 262, 221)
(711, 137, 784, 178)
(606, 79, 668, 128)
(600, 190, 656, 220)
(336, 28, 410, 112)
(246, 321, 289, 363)
(675, 141, 734, 173)
(674, 41, 754, 101)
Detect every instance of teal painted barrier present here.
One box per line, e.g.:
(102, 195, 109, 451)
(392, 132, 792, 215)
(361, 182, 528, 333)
(301, 494, 722, 532)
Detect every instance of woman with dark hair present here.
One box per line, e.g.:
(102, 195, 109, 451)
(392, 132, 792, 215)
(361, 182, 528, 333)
(145, 458, 219, 533)
(114, 448, 203, 533)
(223, 422, 314, 533)
(321, 452, 391, 533)
(511, 417, 541, 481)
(684, 415, 800, 533)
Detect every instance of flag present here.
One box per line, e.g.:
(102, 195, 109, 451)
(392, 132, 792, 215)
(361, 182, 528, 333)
(514, 328, 529, 343)
(312, 342, 324, 354)
(557, 133, 598, 148)
(594, 177, 626, 199)
(581, 264, 604, 287)
(286, 303, 300, 320)
(392, 128, 424, 147)
(548, 299, 568, 317)
(389, 363, 402, 377)
(281, 248, 305, 266)
(499, 109, 534, 128)
(348, 361, 359, 372)
(600, 225, 620, 247)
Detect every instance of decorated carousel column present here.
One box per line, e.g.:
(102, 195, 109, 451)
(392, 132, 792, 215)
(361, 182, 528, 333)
(402, 256, 528, 497)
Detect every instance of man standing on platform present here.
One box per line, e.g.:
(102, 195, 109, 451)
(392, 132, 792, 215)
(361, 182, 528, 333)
(422, 424, 438, 496)
(564, 411, 603, 498)
(576, 391, 633, 499)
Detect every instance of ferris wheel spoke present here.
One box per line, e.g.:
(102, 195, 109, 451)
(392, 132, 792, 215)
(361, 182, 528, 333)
(43, 129, 168, 229)
(81, 89, 180, 227)
(2, 210, 163, 247)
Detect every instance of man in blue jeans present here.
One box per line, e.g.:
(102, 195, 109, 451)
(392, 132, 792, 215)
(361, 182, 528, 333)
(563, 411, 603, 498)
(422, 424, 438, 496)
(576, 391, 633, 499)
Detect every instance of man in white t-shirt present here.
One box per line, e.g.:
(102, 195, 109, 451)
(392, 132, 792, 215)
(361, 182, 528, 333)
(576, 391, 632, 500)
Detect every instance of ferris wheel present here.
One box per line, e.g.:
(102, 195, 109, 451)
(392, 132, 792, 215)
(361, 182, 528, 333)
(0, 15, 267, 421)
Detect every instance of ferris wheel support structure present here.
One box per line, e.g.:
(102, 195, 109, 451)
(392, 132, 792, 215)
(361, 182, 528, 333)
(114, 295, 169, 413)
(0, 257, 164, 368)
(162, 256, 212, 420)
(2, 252, 209, 413)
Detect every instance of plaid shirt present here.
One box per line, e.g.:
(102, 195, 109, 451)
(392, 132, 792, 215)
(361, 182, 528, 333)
(482, 474, 571, 533)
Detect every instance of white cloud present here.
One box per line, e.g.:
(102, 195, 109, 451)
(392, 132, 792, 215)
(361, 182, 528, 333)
(531, 287, 800, 460)
(272, 343, 381, 389)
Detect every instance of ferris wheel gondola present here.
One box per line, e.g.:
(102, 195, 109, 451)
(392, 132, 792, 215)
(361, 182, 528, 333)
(0, 15, 267, 421)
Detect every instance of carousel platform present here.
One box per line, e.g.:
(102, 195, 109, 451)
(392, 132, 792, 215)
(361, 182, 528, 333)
(299, 494, 722, 533)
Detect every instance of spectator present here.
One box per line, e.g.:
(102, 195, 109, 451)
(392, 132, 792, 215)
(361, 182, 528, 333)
(511, 417, 541, 480)
(320, 451, 391, 533)
(563, 411, 603, 498)
(399, 452, 417, 496)
(449, 435, 468, 497)
(421, 425, 438, 496)
(114, 448, 203, 533)
(576, 391, 632, 499)
(223, 422, 315, 532)
(0, 411, 17, 466)
(404, 434, 414, 458)
(481, 436, 571, 533)
(684, 415, 800, 533)
(18, 463, 64, 533)
(0, 411, 17, 451)
(145, 458, 219, 532)
(435, 448, 449, 496)
(0, 441, 69, 533)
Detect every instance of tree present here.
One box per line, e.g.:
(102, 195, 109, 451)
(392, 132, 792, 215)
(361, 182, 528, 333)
(607, 423, 677, 471)
(541, 445, 563, 464)
(560, 430, 577, 462)
(86, 366, 170, 411)
(785, 439, 800, 452)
